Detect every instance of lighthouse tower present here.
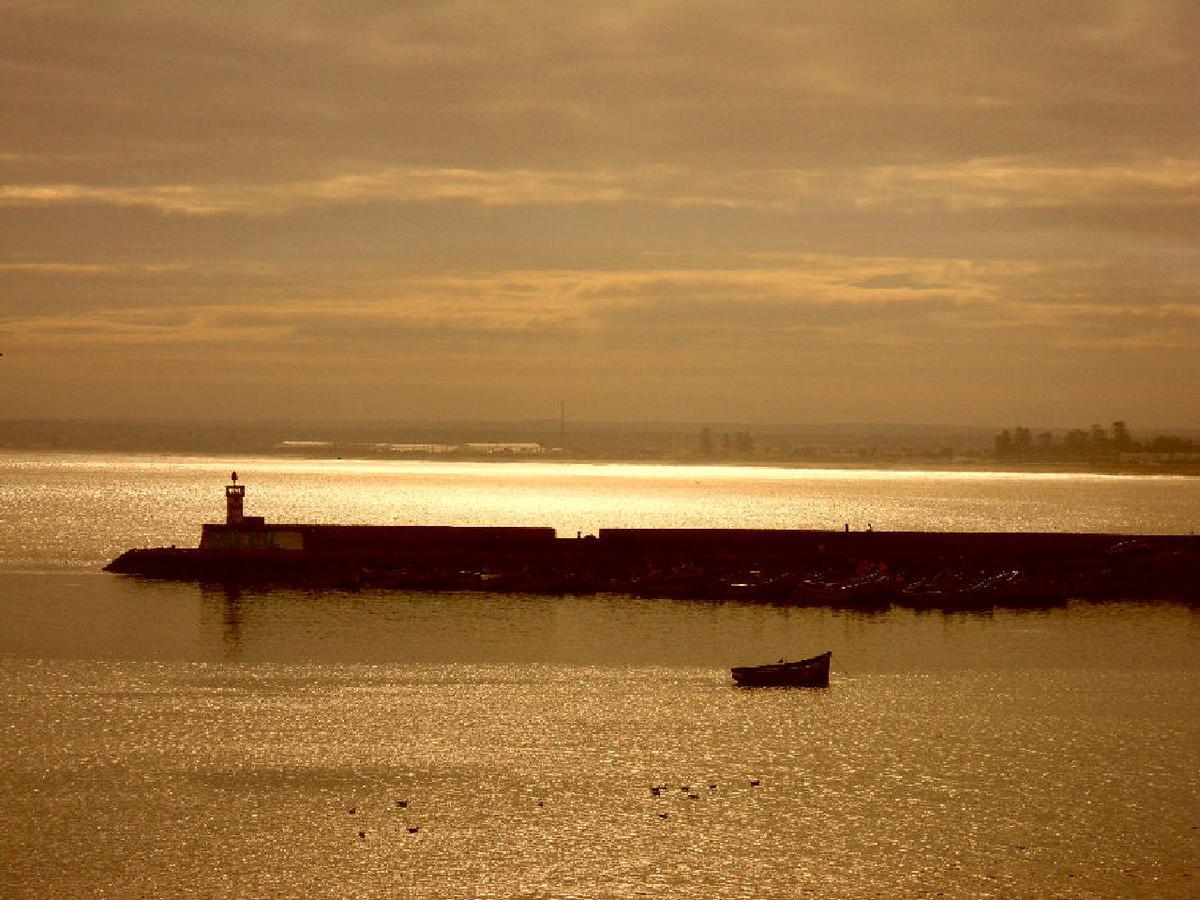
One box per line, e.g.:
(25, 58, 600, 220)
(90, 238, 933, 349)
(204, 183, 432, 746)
(225, 471, 245, 525)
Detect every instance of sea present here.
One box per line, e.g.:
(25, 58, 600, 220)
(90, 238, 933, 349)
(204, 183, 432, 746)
(0, 453, 1197, 898)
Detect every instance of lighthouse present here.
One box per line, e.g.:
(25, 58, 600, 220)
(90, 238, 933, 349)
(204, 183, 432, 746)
(199, 472, 294, 549)
(225, 471, 245, 525)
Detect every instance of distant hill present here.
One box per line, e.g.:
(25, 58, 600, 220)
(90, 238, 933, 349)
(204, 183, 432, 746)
(1, 418, 1196, 469)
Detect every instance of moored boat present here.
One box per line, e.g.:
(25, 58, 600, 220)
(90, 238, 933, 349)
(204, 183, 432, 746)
(790, 571, 894, 607)
(731, 650, 832, 687)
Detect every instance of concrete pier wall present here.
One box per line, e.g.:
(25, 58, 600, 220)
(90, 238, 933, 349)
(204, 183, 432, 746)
(108, 524, 1200, 604)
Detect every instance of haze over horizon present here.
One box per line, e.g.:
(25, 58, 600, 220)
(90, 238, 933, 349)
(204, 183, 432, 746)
(3, 1, 1198, 427)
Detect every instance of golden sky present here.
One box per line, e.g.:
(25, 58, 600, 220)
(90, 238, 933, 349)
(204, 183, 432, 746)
(2, 1, 1197, 425)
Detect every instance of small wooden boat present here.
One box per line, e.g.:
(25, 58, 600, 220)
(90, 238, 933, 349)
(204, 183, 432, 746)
(731, 651, 831, 687)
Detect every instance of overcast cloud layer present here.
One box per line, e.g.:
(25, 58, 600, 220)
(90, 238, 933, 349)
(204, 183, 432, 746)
(2, 1, 1198, 424)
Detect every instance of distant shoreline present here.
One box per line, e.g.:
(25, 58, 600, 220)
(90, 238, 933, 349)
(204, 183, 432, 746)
(2, 445, 1197, 477)
(3, 418, 1198, 476)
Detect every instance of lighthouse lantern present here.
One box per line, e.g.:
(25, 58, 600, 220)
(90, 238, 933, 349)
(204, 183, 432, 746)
(225, 471, 245, 525)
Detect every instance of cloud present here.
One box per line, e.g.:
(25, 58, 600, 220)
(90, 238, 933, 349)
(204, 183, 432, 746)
(0, 168, 644, 215)
(2, 1, 1198, 423)
(5, 258, 1193, 361)
(5, 159, 1198, 223)
(4, 2, 1198, 178)
(0, 262, 192, 274)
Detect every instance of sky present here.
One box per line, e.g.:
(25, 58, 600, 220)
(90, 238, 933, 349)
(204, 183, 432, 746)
(2, 1, 1198, 426)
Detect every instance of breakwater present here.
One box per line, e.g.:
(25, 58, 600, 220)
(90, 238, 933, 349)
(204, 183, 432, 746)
(105, 525, 1200, 608)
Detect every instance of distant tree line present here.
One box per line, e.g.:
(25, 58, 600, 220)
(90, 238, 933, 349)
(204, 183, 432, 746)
(697, 428, 756, 458)
(993, 421, 1198, 461)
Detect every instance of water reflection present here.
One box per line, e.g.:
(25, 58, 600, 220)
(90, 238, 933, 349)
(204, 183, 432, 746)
(1, 648, 1196, 897)
(199, 582, 246, 657)
(5, 452, 1200, 570)
(3, 454, 1198, 894)
(2, 573, 1198, 896)
(12, 573, 1179, 673)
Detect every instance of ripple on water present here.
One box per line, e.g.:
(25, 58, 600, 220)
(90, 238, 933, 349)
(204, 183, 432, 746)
(0, 649, 1197, 897)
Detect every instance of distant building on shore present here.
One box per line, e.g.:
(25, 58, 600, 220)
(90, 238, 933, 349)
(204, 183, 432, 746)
(463, 442, 544, 455)
(373, 443, 459, 454)
(276, 440, 545, 456)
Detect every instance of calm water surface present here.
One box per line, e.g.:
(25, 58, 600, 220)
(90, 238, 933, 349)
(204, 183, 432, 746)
(1, 453, 1197, 897)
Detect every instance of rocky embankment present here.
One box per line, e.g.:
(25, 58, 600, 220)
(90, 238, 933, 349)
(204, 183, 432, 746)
(105, 530, 1200, 609)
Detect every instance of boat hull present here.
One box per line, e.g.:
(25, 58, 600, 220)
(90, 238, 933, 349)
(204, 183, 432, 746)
(731, 651, 832, 687)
